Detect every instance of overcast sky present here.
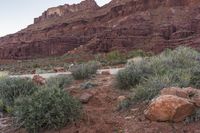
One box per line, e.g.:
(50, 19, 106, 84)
(0, 0, 111, 37)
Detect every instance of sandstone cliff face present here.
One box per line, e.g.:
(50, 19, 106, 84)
(34, 0, 99, 23)
(0, 0, 200, 59)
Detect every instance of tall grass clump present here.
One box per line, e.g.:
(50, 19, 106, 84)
(14, 87, 82, 133)
(116, 46, 200, 101)
(71, 61, 100, 80)
(0, 77, 38, 107)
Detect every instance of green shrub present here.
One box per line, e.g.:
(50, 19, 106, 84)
(0, 99, 4, 112)
(71, 61, 100, 80)
(14, 88, 82, 133)
(117, 98, 131, 111)
(46, 75, 73, 89)
(105, 51, 126, 65)
(32, 64, 39, 68)
(127, 49, 149, 58)
(190, 69, 200, 89)
(115, 59, 153, 90)
(115, 46, 200, 102)
(0, 77, 38, 107)
(133, 74, 177, 102)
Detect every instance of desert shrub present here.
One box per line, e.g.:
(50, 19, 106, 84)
(14, 88, 82, 133)
(127, 49, 149, 58)
(35, 68, 48, 74)
(0, 99, 4, 112)
(105, 51, 126, 65)
(0, 77, 38, 107)
(94, 54, 105, 62)
(133, 74, 178, 102)
(115, 59, 153, 90)
(115, 46, 200, 101)
(46, 75, 73, 89)
(32, 64, 39, 68)
(117, 98, 131, 111)
(71, 61, 100, 80)
(190, 69, 200, 89)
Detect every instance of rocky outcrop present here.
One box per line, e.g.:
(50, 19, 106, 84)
(1, 0, 200, 59)
(34, 0, 99, 23)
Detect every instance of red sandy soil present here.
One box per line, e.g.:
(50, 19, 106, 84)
(46, 75, 200, 133)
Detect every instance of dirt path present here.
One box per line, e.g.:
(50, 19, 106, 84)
(9, 68, 124, 79)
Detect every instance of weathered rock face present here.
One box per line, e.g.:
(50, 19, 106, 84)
(1, 0, 200, 59)
(34, 0, 99, 23)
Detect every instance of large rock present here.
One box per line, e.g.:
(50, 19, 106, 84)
(79, 92, 93, 103)
(144, 95, 195, 122)
(161, 87, 200, 107)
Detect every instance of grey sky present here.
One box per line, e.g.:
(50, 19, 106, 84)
(0, 0, 111, 37)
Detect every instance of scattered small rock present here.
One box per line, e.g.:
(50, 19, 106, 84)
(130, 108, 139, 112)
(31, 69, 36, 74)
(125, 116, 135, 120)
(32, 75, 46, 85)
(79, 92, 93, 103)
(80, 81, 98, 89)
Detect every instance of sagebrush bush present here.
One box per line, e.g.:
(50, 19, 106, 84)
(117, 98, 131, 111)
(133, 74, 178, 101)
(115, 46, 200, 101)
(0, 99, 4, 112)
(116, 59, 153, 90)
(127, 49, 149, 58)
(46, 75, 73, 89)
(190, 69, 200, 89)
(14, 88, 82, 133)
(105, 51, 126, 65)
(71, 61, 100, 80)
(0, 77, 38, 106)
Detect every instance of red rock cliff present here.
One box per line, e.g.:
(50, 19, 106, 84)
(0, 0, 200, 59)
